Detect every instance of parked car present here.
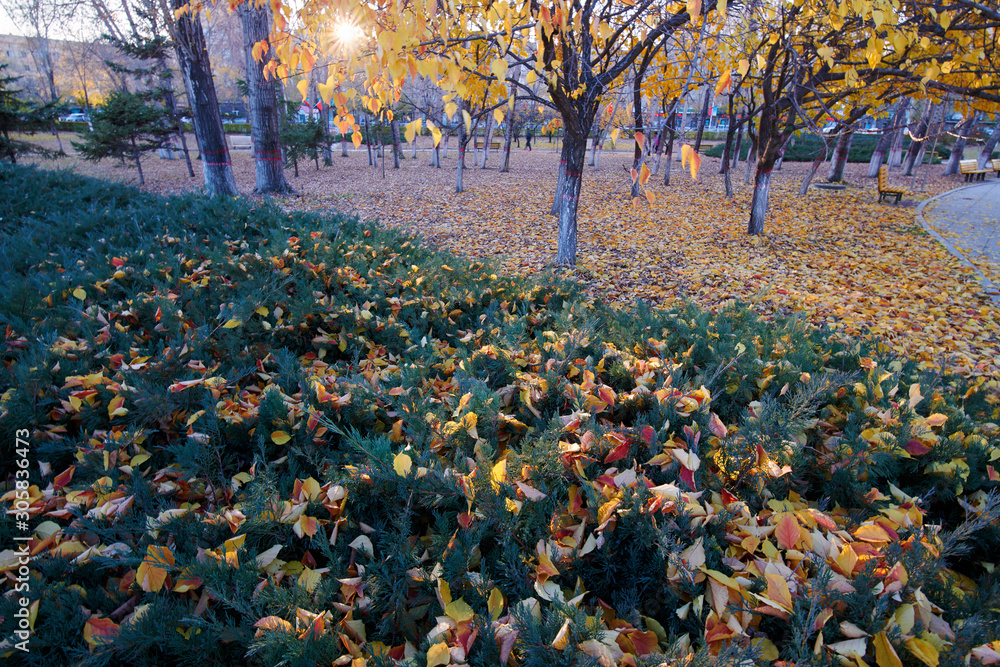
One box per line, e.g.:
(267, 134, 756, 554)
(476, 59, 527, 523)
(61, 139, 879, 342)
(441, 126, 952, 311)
(62, 113, 89, 122)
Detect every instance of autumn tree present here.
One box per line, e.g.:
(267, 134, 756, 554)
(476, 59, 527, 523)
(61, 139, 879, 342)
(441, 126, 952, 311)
(267, 0, 723, 266)
(719, 0, 999, 234)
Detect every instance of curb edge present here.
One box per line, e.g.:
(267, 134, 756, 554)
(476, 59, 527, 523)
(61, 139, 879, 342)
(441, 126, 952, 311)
(914, 182, 1000, 304)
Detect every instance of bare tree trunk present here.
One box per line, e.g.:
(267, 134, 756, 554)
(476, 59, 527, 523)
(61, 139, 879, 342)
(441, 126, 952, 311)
(238, 1, 293, 194)
(341, 132, 349, 157)
(748, 104, 795, 234)
(732, 120, 744, 172)
(51, 122, 63, 154)
(663, 114, 675, 186)
(555, 130, 586, 266)
(748, 169, 773, 234)
(320, 106, 332, 166)
(172, 0, 239, 197)
(364, 113, 374, 166)
(888, 124, 905, 169)
(867, 99, 909, 177)
(162, 70, 194, 177)
(379, 120, 385, 178)
(631, 71, 646, 198)
(131, 137, 144, 185)
(912, 140, 929, 174)
(675, 105, 689, 162)
(944, 113, 977, 175)
(501, 113, 514, 172)
(744, 145, 756, 184)
(915, 105, 945, 190)
(827, 128, 854, 182)
(720, 96, 736, 197)
(693, 87, 711, 154)
(481, 114, 495, 169)
(978, 116, 1000, 168)
(652, 120, 665, 175)
(551, 141, 569, 214)
(456, 111, 466, 193)
(903, 104, 934, 176)
(799, 146, 828, 195)
(748, 116, 779, 235)
(390, 117, 401, 168)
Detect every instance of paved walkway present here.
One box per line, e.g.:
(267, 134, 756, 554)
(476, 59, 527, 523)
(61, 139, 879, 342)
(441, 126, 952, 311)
(918, 178, 1000, 302)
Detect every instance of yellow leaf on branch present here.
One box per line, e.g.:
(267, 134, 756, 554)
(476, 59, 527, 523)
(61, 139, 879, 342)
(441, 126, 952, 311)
(715, 70, 733, 96)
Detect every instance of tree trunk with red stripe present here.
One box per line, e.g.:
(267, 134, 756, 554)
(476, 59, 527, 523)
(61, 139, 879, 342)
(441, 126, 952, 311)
(172, 0, 239, 197)
(239, 0, 293, 194)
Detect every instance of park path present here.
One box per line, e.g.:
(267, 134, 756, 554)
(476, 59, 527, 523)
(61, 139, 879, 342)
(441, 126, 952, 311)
(918, 178, 1000, 302)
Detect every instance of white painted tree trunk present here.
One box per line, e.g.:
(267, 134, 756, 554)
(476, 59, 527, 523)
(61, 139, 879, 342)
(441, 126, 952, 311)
(978, 118, 1000, 168)
(827, 130, 854, 181)
(238, 1, 294, 194)
(555, 133, 586, 265)
(482, 114, 495, 169)
(744, 147, 756, 184)
(747, 168, 773, 235)
(551, 143, 569, 215)
(799, 149, 827, 195)
(172, 0, 239, 197)
(501, 117, 514, 172)
(944, 114, 977, 175)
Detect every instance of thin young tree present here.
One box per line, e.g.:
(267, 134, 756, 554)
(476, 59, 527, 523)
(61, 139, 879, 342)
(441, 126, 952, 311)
(72, 89, 170, 184)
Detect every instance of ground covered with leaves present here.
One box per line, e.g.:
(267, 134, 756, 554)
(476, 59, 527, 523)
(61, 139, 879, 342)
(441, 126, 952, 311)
(20, 133, 1000, 388)
(1, 165, 999, 667)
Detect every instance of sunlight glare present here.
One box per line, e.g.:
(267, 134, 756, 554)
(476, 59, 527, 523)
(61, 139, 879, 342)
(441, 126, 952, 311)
(333, 20, 363, 48)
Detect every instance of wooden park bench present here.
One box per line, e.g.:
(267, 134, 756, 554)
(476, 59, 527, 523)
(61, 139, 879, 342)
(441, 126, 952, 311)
(959, 158, 990, 182)
(992, 158, 1000, 177)
(229, 135, 252, 150)
(878, 165, 906, 204)
(490, 141, 501, 150)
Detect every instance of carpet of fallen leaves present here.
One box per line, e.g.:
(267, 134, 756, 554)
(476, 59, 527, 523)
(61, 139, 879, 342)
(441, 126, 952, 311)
(22, 133, 1000, 385)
